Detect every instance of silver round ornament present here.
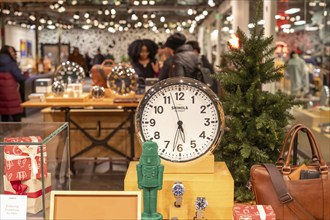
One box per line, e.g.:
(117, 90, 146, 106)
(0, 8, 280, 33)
(91, 86, 105, 99)
(52, 81, 65, 96)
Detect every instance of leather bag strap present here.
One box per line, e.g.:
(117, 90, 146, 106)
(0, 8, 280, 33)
(263, 164, 316, 220)
(97, 68, 107, 82)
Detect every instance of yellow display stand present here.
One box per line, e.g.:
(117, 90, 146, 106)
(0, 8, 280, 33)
(124, 154, 234, 219)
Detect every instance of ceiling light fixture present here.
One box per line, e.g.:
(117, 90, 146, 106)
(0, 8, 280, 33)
(73, 12, 80, 19)
(202, 10, 208, 16)
(102, 0, 109, 5)
(134, 1, 139, 6)
(29, 14, 36, 21)
(160, 16, 165, 22)
(47, 24, 56, 30)
(82, 25, 91, 30)
(128, 8, 133, 14)
(208, 0, 215, 7)
(142, 0, 148, 5)
(131, 14, 138, 21)
(149, 1, 155, 5)
(104, 9, 110, 15)
(150, 13, 156, 19)
(294, 20, 306, 25)
(187, 9, 193, 15)
(143, 13, 148, 19)
(257, 19, 265, 25)
(111, 9, 116, 15)
(71, 0, 77, 5)
(39, 18, 46, 24)
(275, 15, 281, 19)
(285, 8, 300, 14)
(280, 24, 291, 29)
(84, 12, 90, 18)
(98, 9, 103, 15)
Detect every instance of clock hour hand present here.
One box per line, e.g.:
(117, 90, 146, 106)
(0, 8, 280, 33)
(178, 121, 185, 143)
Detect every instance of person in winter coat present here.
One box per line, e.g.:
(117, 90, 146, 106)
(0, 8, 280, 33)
(0, 45, 26, 122)
(286, 51, 309, 97)
(158, 32, 199, 81)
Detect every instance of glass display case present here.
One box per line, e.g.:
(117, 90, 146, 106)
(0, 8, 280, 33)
(0, 122, 70, 219)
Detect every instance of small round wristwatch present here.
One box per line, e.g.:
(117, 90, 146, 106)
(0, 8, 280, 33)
(194, 197, 208, 219)
(171, 182, 185, 207)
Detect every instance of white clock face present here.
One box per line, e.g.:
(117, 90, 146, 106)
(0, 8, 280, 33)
(136, 77, 224, 162)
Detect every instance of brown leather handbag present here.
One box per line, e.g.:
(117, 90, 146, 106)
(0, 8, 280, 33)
(91, 59, 115, 88)
(250, 124, 330, 220)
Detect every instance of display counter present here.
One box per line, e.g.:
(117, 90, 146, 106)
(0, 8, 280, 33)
(21, 95, 143, 163)
(291, 107, 330, 162)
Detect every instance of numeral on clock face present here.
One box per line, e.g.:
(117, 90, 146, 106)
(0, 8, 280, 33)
(139, 82, 222, 162)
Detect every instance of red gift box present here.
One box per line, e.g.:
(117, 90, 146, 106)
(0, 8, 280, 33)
(4, 136, 48, 181)
(233, 205, 276, 220)
(4, 173, 52, 214)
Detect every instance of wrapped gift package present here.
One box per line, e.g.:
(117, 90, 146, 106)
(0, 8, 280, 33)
(35, 78, 52, 94)
(4, 136, 48, 181)
(3, 173, 52, 214)
(233, 205, 276, 220)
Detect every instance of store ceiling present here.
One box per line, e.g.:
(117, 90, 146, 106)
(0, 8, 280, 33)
(0, 0, 223, 32)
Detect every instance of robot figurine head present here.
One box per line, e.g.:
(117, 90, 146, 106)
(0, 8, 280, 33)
(140, 141, 160, 165)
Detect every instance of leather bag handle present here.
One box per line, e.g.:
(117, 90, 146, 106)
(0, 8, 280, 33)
(277, 124, 319, 166)
(101, 59, 115, 68)
(283, 126, 328, 175)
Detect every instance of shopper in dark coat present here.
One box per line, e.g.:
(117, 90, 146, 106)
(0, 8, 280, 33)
(158, 32, 199, 80)
(0, 45, 25, 121)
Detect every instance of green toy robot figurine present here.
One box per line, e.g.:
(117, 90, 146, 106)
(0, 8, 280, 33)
(137, 140, 164, 220)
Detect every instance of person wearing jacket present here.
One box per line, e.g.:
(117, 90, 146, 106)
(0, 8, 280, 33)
(0, 45, 26, 122)
(158, 32, 199, 81)
(286, 51, 309, 97)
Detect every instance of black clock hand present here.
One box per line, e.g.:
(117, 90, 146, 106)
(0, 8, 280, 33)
(178, 121, 185, 143)
(173, 127, 180, 152)
(170, 93, 186, 143)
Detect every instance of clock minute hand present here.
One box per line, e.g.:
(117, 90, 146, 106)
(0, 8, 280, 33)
(173, 127, 180, 152)
(170, 92, 181, 122)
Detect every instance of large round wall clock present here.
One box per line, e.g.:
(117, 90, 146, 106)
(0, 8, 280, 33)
(135, 77, 225, 162)
(107, 65, 138, 96)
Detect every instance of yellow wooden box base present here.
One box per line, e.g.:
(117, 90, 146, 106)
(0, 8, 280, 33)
(124, 161, 234, 219)
(169, 204, 188, 220)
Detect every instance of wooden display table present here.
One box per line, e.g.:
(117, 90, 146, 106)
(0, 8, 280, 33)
(21, 95, 143, 161)
(291, 107, 330, 162)
(124, 160, 234, 219)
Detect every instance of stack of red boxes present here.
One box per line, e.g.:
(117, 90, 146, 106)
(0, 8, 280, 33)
(3, 136, 51, 214)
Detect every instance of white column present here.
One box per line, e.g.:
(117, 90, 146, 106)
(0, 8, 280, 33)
(232, 0, 249, 33)
(215, 13, 222, 66)
(262, 0, 277, 93)
(264, 0, 277, 41)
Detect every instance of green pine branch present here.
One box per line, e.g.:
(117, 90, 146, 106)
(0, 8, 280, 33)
(214, 0, 299, 202)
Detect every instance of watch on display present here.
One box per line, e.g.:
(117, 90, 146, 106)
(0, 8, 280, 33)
(194, 197, 208, 219)
(107, 65, 138, 96)
(172, 182, 185, 207)
(135, 77, 225, 162)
